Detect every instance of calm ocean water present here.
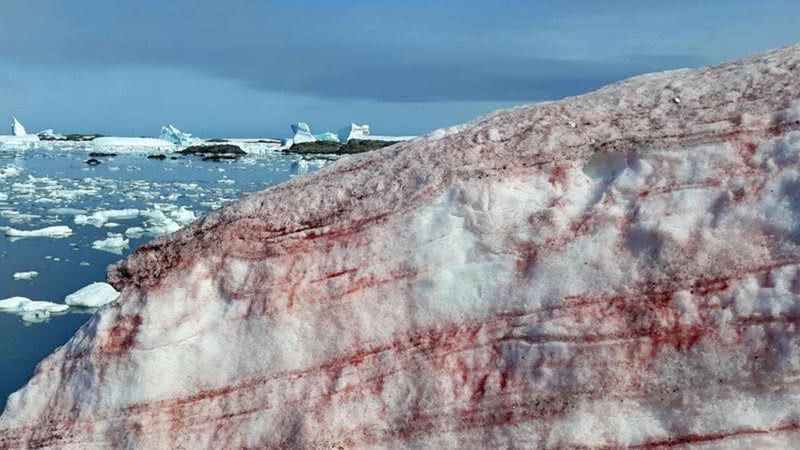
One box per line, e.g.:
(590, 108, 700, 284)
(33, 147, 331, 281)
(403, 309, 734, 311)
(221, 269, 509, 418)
(0, 148, 324, 410)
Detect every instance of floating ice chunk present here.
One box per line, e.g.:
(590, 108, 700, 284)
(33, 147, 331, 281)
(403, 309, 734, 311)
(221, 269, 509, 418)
(171, 207, 196, 225)
(4, 226, 73, 239)
(13, 271, 38, 280)
(337, 123, 370, 143)
(19, 301, 68, 314)
(124, 227, 145, 238)
(65, 282, 120, 308)
(0, 193, 7, 201)
(11, 117, 27, 136)
(291, 122, 316, 144)
(0, 165, 22, 178)
(91, 233, 129, 254)
(0, 297, 29, 311)
(47, 208, 88, 216)
(0, 296, 68, 323)
(21, 310, 50, 323)
(75, 209, 140, 227)
(160, 124, 196, 146)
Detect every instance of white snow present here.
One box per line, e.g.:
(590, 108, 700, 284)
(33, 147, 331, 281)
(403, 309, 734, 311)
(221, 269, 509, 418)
(11, 117, 27, 137)
(91, 233, 129, 254)
(12, 271, 38, 281)
(64, 282, 120, 308)
(3, 226, 73, 239)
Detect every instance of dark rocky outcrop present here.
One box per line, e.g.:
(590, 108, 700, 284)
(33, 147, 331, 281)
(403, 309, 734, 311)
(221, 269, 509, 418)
(286, 141, 343, 155)
(88, 152, 117, 158)
(338, 139, 399, 154)
(287, 139, 400, 155)
(83, 158, 101, 165)
(177, 144, 246, 156)
(147, 154, 167, 160)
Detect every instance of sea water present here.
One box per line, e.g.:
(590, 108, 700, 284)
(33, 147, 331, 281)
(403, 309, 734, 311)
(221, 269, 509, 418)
(0, 148, 327, 409)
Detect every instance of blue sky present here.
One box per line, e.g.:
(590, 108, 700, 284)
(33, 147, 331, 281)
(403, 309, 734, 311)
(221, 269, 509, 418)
(1, 0, 798, 138)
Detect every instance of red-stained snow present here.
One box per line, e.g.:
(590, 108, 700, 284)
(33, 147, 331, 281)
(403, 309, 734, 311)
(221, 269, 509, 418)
(3, 45, 800, 449)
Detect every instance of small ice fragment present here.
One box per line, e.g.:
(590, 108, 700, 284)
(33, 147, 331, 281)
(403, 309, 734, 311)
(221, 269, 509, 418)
(13, 271, 38, 280)
(4, 226, 73, 239)
(65, 282, 120, 308)
(91, 233, 129, 254)
(124, 227, 145, 238)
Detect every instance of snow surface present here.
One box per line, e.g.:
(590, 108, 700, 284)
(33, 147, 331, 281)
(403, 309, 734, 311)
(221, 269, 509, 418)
(3, 45, 800, 449)
(64, 282, 119, 308)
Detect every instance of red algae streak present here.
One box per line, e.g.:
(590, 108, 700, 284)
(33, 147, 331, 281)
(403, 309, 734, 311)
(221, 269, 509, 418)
(4, 45, 800, 449)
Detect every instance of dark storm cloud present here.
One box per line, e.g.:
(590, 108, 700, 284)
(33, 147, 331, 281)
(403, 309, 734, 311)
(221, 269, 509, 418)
(0, 0, 715, 102)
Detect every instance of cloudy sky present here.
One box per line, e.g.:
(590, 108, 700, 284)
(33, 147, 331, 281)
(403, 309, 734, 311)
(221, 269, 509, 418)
(1, 0, 798, 138)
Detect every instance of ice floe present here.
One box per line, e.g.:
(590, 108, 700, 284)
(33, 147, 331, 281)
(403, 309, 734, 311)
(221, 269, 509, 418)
(3, 225, 73, 239)
(64, 282, 119, 308)
(91, 233, 129, 254)
(0, 296, 68, 323)
(75, 209, 140, 227)
(12, 271, 38, 281)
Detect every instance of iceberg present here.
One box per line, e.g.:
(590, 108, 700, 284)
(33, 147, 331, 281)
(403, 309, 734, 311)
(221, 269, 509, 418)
(64, 282, 120, 308)
(290, 122, 316, 144)
(337, 123, 370, 143)
(160, 124, 197, 146)
(11, 117, 27, 136)
(4, 45, 800, 449)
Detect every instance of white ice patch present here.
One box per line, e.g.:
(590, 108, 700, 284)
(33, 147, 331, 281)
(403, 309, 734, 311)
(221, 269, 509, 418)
(91, 233, 129, 254)
(0, 296, 68, 322)
(65, 282, 120, 308)
(12, 271, 38, 281)
(3, 226, 73, 239)
(75, 209, 140, 227)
